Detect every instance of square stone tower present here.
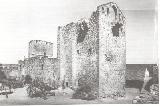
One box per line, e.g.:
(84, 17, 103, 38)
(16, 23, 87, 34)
(58, 2, 126, 98)
(97, 2, 126, 98)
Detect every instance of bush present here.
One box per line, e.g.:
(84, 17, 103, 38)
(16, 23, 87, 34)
(72, 86, 96, 100)
(24, 75, 32, 84)
(26, 78, 56, 99)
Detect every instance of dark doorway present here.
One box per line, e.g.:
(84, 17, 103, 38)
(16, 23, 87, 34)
(66, 82, 69, 87)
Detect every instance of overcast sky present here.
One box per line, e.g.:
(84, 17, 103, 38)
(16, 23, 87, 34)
(0, 0, 158, 64)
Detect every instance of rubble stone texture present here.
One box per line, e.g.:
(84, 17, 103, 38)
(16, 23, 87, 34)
(98, 3, 126, 98)
(19, 57, 59, 88)
(28, 40, 53, 58)
(58, 2, 126, 98)
(23, 40, 60, 88)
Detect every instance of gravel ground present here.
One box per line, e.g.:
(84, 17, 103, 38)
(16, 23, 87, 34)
(0, 87, 140, 105)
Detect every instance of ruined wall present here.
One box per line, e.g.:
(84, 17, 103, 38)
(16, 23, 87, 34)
(28, 40, 53, 58)
(58, 2, 126, 98)
(73, 18, 99, 95)
(58, 23, 76, 87)
(98, 2, 126, 98)
(19, 56, 59, 87)
(58, 18, 99, 95)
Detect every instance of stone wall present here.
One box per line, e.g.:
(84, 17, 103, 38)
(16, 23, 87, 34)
(28, 40, 53, 58)
(58, 18, 99, 94)
(58, 2, 126, 98)
(98, 2, 126, 98)
(58, 23, 77, 87)
(73, 18, 99, 95)
(19, 56, 59, 88)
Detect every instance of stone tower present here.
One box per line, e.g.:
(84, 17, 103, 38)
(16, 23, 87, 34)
(28, 40, 53, 58)
(58, 2, 126, 98)
(98, 2, 126, 98)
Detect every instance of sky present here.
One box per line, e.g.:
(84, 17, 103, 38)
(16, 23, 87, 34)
(0, 0, 158, 64)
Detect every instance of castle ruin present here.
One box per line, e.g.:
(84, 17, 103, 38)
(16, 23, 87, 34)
(58, 2, 126, 98)
(19, 40, 60, 88)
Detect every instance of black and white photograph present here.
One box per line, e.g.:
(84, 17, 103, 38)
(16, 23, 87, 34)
(0, 0, 159, 104)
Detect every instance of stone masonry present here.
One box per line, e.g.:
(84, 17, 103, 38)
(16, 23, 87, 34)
(98, 3, 126, 98)
(58, 2, 126, 98)
(19, 56, 59, 88)
(28, 40, 53, 58)
(19, 40, 59, 88)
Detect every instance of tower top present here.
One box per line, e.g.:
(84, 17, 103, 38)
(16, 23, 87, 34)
(97, 2, 125, 19)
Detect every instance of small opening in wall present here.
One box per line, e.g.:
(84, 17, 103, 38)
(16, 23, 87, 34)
(77, 50, 80, 54)
(66, 82, 69, 87)
(41, 64, 44, 70)
(88, 48, 92, 56)
(112, 5, 117, 16)
(112, 23, 123, 37)
(107, 8, 109, 15)
(102, 7, 104, 11)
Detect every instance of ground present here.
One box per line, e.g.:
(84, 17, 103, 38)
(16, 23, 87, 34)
(0, 87, 139, 105)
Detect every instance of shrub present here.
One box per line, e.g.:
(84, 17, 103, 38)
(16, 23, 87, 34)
(24, 75, 32, 84)
(72, 85, 96, 100)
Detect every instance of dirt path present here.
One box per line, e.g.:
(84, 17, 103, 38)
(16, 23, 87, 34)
(0, 87, 139, 105)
